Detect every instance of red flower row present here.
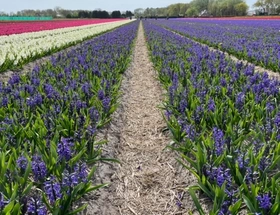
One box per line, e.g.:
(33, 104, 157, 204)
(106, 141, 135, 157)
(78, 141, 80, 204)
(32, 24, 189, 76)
(0, 19, 124, 36)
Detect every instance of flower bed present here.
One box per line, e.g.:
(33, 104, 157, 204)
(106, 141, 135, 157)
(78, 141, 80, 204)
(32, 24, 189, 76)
(0, 19, 124, 36)
(0, 20, 139, 214)
(144, 20, 280, 215)
(151, 19, 280, 73)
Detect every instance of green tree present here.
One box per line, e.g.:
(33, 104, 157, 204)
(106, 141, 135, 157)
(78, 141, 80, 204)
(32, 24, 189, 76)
(179, 3, 191, 16)
(234, 2, 249, 15)
(167, 4, 180, 16)
(193, 0, 210, 12)
(143, 7, 151, 17)
(134, 8, 144, 18)
(265, 0, 280, 14)
(111, 10, 121, 18)
(186, 7, 199, 16)
(208, 0, 219, 15)
(253, 0, 267, 12)
(125, 10, 133, 17)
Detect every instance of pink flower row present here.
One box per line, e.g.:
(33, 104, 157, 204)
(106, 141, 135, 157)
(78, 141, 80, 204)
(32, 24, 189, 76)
(0, 19, 124, 36)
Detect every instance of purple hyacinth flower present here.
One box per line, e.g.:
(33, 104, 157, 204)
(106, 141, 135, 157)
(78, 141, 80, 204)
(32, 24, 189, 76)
(57, 137, 74, 162)
(274, 112, 280, 128)
(165, 109, 172, 120)
(2, 97, 8, 107)
(235, 92, 245, 109)
(8, 75, 20, 86)
(27, 196, 47, 215)
(31, 155, 47, 182)
(24, 84, 35, 95)
(89, 107, 99, 123)
(256, 193, 272, 211)
(179, 99, 187, 114)
(44, 176, 62, 205)
(31, 77, 40, 86)
(208, 98, 215, 112)
(17, 155, 28, 171)
(0, 193, 5, 209)
(98, 90, 105, 100)
(258, 157, 271, 172)
(237, 153, 249, 170)
(213, 127, 225, 156)
(102, 97, 111, 112)
(62, 170, 79, 190)
(81, 82, 91, 95)
(74, 162, 88, 183)
(218, 200, 231, 215)
(34, 94, 43, 106)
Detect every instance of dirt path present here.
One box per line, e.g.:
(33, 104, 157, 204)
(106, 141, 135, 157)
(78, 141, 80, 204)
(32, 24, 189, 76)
(85, 21, 198, 215)
(110, 22, 196, 215)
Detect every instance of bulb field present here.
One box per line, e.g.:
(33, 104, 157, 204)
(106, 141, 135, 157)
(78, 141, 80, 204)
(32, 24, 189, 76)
(0, 20, 138, 214)
(0, 17, 280, 214)
(151, 19, 280, 73)
(143, 19, 280, 215)
(0, 19, 133, 72)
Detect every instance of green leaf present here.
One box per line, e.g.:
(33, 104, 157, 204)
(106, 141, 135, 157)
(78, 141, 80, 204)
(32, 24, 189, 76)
(269, 155, 280, 170)
(68, 204, 88, 215)
(97, 158, 121, 164)
(176, 158, 200, 179)
(87, 166, 97, 180)
(197, 180, 215, 200)
(271, 202, 279, 214)
(229, 199, 242, 214)
(243, 194, 257, 213)
(188, 187, 205, 215)
(22, 183, 33, 196)
(84, 183, 108, 193)
(69, 148, 87, 166)
(2, 201, 14, 214)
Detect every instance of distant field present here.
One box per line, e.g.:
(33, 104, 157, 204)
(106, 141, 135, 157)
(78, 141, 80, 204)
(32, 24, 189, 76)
(180, 16, 280, 20)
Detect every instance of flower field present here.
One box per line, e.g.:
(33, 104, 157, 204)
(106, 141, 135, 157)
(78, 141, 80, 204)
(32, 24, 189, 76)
(212, 16, 280, 20)
(0, 19, 124, 36)
(0, 19, 133, 72)
(151, 19, 280, 73)
(1, 15, 280, 214)
(0, 20, 138, 214)
(143, 20, 280, 214)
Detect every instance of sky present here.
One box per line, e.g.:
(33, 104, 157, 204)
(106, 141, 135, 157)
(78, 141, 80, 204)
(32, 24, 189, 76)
(1, 0, 256, 13)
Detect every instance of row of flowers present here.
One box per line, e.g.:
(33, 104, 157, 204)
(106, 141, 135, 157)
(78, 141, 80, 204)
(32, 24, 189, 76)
(143, 20, 280, 214)
(152, 19, 280, 73)
(0, 19, 133, 72)
(0, 19, 124, 36)
(0, 20, 139, 214)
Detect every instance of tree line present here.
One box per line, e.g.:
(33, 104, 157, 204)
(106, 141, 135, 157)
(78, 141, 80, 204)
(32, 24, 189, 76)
(0, 7, 133, 19)
(253, 0, 280, 15)
(134, 0, 249, 18)
(75, 10, 133, 18)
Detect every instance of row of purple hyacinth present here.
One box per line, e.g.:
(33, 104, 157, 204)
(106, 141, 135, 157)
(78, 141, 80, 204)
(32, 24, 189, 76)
(152, 19, 280, 72)
(0, 21, 139, 214)
(143, 20, 280, 214)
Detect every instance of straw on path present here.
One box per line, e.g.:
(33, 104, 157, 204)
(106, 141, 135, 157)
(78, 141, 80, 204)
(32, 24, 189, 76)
(109, 21, 196, 215)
